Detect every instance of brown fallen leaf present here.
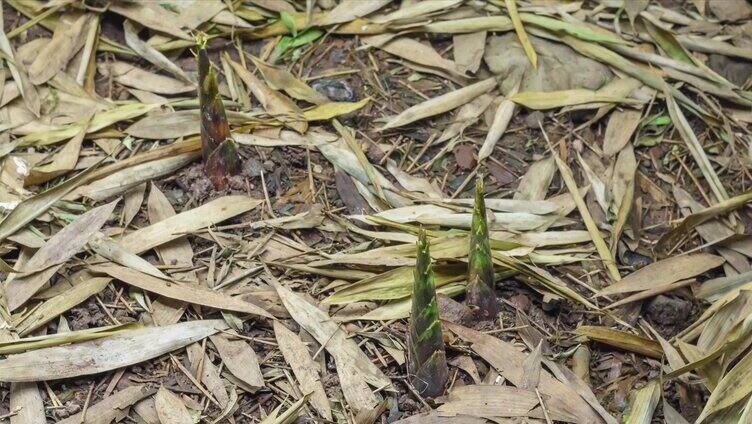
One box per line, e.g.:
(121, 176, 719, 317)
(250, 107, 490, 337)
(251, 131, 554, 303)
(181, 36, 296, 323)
(602, 109, 642, 157)
(381, 78, 497, 131)
(155, 386, 193, 424)
(57, 386, 156, 424)
(228, 58, 307, 133)
(437, 384, 552, 419)
(0, 320, 227, 382)
(273, 280, 390, 411)
(27, 14, 88, 85)
(186, 343, 229, 409)
(6, 199, 118, 311)
(443, 321, 609, 423)
(90, 264, 272, 318)
(274, 320, 333, 420)
(598, 253, 724, 296)
(147, 183, 195, 325)
(119, 196, 262, 254)
(576, 326, 663, 359)
(210, 332, 265, 388)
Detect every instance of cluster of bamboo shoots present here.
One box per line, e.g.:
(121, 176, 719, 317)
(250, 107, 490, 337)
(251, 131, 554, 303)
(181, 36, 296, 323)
(409, 179, 496, 397)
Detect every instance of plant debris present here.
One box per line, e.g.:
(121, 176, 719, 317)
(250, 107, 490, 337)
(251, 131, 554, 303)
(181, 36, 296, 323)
(0, 1, 751, 422)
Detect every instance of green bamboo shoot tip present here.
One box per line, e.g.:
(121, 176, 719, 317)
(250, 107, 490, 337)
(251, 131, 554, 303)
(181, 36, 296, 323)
(409, 229, 448, 398)
(466, 178, 498, 320)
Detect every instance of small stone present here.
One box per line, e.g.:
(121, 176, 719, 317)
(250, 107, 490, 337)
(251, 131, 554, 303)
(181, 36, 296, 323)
(311, 79, 356, 102)
(645, 295, 692, 326)
(242, 158, 263, 178)
(523, 111, 545, 129)
(262, 160, 275, 171)
(164, 188, 185, 205)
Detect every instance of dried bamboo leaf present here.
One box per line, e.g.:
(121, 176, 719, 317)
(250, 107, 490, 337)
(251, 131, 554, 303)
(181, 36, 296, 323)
(446, 197, 560, 214)
(436, 384, 545, 418)
(510, 89, 638, 109)
(124, 110, 200, 139)
(89, 234, 168, 279)
(381, 78, 497, 130)
(14, 277, 110, 336)
(421, 16, 513, 34)
(514, 156, 556, 200)
(274, 281, 390, 411)
(624, 380, 660, 424)
(354, 283, 466, 322)
(273, 320, 332, 420)
(0, 324, 138, 355)
(259, 393, 311, 424)
(576, 326, 663, 358)
(119, 195, 262, 254)
(657, 189, 752, 252)
(98, 61, 194, 95)
(155, 386, 193, 424)
(603, 109, 641, 157)
(444, 321, 609, 423)
(478, 90, 517, 162)
(362, 35, 467, 78)
(250, 56, 328, 104)
(57, 386, 155, 424)
(453, 31, 486, 74)
(18, 102, 160, 146)
(0, 5, 40, 116)
(437, 94, 494, 144)
(186, 343, 229, 408)
(323, 264, 466, 304)
(76, 153, 198, 201)
(334, 119, 387, 203)
(175, 0, 226, 29)
(9, 382, 45, 424)
(506, 0, 537, 68)
(6, 199, 118, 311)
(108, 2, 191, 40)
(552, 149, 621, 282)
(122, 182, 146, 229)
(598, 253, 724, 296)
(518, 13, 625, 44)
(302, 98, 370, 121)
(123, 20, 193, 84)
(90, 264, 272, 318)
(372, 0, 462, 23)
(228, 58, 307, 133)
(665, 93, 728, 203)
(0, 320, 226, 382)
(27, 14, 88, 85)
(316, 0, 391, 25)
(25, 115, 90, 186)
(560, 35, 703, 114)
(0, 162, 99, 243)
(210, 332, 265, 388)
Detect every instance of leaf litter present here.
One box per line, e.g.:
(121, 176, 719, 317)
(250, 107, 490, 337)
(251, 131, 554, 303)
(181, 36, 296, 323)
(0, 1, 750, 422)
